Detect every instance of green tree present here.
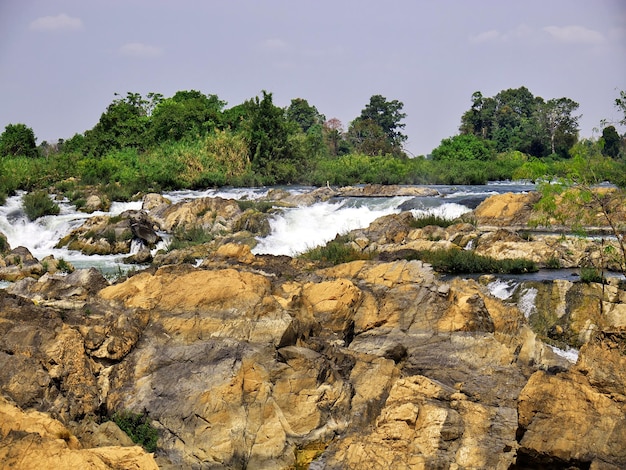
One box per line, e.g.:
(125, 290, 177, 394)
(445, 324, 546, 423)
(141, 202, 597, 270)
(0, 123, 38, 158)
(601, 125, 622, 158)
(83, 92, 153, 156)
(150, 90, 225, 142)
(537, 97, 580, 156)
(243, 91, 294, 179)
(347, 118, 393, 156)
(355, 95, 407, 155)
(431, 134, 495, 161)
(285, 98, 325, 133)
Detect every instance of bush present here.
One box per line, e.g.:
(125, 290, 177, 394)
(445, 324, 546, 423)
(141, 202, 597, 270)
(111, 410, 158, 453)
(300, 236, 373, 265)
(23, 190, 60, 221)
(409, 214, 457, 229)
(405, 248, 537, 274)
(580, 266, 603, 283)
(168, 225, 214, 251)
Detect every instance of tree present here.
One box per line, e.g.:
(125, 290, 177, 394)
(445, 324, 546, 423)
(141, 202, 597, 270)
(601, 126, 621, 158)
(243, 91, 294, 179)
(347, 118, 392, 156)
(0, 123, 38, 158)
(323, 118, 346, 156)
(356, 95, 407, 154)
(615, 90, 626, 127)
(431, 134, 495, 161)
(537, 97, 580, 156)
(149, 90, 225, 142)
(83, 92, 153, 156)
(285, 98, 325, 133)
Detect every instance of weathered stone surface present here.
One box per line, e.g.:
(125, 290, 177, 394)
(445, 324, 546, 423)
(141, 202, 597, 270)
(474, 191, 541, 227)
(2, 185, 626, 469)
(337, 184, 440, 197)
(0, 395, 158, 469)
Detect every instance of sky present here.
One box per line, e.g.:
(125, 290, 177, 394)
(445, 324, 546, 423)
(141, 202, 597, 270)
(0, 0, 625, 157)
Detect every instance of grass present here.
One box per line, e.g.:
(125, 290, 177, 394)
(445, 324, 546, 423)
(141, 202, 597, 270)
(409, 214, 458, 229)
(580, 266, 603, 283)
(236, 199, 277, 213)
(22, 190, 60, 221)
(110, 410, 158, 453)
(300, 236, 374, 265)
(168, 225, 214, 251)
(404, 248, 537, 274)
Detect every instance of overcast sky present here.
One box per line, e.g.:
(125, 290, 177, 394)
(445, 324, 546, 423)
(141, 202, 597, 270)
(1, 0, 625, 156)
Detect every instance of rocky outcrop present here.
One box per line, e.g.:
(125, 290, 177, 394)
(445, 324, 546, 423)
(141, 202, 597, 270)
(0, 245, 75, 282)
(337, 184, 440, 197)
(0, 395, 158, 469)
(2, 186, 626, 469)
(517, 329, 626, 469)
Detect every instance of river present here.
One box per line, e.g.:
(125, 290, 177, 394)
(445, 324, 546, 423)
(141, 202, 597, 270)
(0, 182, 536, 278)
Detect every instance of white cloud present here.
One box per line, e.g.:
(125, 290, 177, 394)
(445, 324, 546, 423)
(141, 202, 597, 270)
(469, 24, 534, 44)
(29, 13, 83, 32)
(119, 42, 162, 58)
(469, 30, 501, 44)
(543, 25, 605, 45)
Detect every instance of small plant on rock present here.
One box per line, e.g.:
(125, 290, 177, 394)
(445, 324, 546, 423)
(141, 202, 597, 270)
(111, 410, 158, 453)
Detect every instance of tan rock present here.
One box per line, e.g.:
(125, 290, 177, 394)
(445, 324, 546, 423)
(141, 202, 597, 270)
(0, 395, 158, 469)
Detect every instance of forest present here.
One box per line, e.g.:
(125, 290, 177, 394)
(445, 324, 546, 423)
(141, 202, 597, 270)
(0, 86, 625, 205)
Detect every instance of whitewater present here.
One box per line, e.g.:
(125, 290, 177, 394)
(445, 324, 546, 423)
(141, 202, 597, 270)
(0, 182, 532, 277)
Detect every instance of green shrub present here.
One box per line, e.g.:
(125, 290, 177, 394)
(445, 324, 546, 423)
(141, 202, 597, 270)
(409, 214, 457, 229)
(300, 237, 373, 265)
(168, 225, 213, 251)
(236, 200, 276, 213)
(405, 248, 537, 274)
(23, 190, 60, 221)
(546, 256, 561, 269)
(580, 266, 603, 283)
(111, 410, 158, 453)
(57, 258, 72, 273)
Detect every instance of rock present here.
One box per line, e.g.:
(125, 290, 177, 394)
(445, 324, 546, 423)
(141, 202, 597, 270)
(149, 196, 241, 232)
(474, 192, 541, 228)
(0, 395, 158, 470)
(337, 184, 440, 197)
(84, 194, 104, 212)
(142, 192, 171, 211)
(128, 210, 160, 246)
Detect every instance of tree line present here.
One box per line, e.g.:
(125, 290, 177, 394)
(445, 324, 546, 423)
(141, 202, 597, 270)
(0, 87, 624, 202)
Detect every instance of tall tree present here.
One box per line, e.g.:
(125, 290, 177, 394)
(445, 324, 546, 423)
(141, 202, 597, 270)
(150, 90, 225, 142)
(615, 90, 626, 127)
(601, 126, 622, 158)
(323, 118, 345, 156)
(357, 95, 407, 153)
(243, 91, 292, 173)
(83, 92, 152, 156)
(0, 123, 38, 158)
(538, 97, 580, 156)
(285, 98, 325, 133)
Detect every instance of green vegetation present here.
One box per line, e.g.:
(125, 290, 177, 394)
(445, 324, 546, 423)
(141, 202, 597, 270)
(580, 267, 604, 284)
(300, 236, 374, 265)
(22, 190, 60, 221)
(0, 88, 623, 205)
(409, 214, 459, 229)
(111, 410, 158, 453)
(404, 248, 537, 274)
(167, 225, 214, 251)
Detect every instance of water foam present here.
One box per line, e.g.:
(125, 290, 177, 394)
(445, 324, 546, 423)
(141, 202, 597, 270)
(252, 199, 402, 256)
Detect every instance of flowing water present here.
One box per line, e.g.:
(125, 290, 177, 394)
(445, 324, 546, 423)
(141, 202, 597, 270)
(0, 182, 538, 282)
